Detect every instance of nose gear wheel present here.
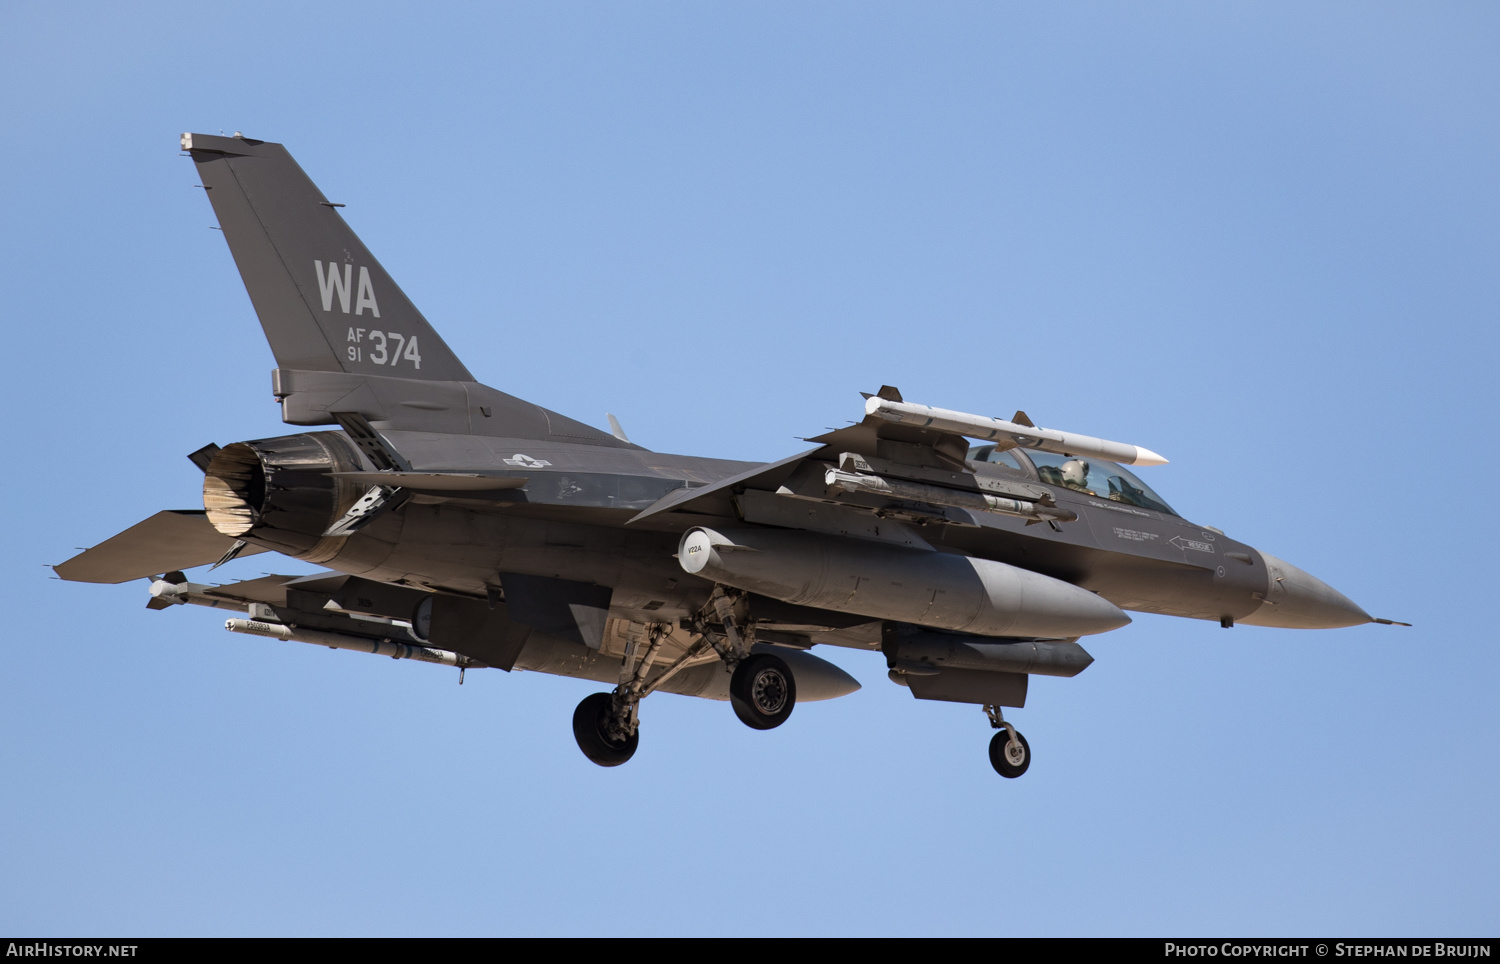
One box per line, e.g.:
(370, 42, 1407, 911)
(983, 703, 1031, 778)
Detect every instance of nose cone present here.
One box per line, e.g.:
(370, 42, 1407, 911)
(1238, 552, 1372, 629)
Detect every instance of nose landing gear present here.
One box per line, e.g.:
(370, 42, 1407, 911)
(984, 704, 1031, 778)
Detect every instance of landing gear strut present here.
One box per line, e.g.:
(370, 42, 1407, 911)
(570, 586, 806, 767)
(701, 585, 796, 731)
(572, 622, 710, 768)
(984, 704, 1031, 778)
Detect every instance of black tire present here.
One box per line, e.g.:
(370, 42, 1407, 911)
(729, 653, 796, 730)
(989, 729, 1031, 778)
(572, 692, 638, 767)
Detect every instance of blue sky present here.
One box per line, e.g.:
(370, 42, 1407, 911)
(2, 1, 1496, 936)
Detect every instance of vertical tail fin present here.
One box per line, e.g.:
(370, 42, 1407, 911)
(182, 132, 472, 382)
(182, 133, 626, 447)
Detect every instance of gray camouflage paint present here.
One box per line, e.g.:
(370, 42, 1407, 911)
(57, 134, 1378, 717)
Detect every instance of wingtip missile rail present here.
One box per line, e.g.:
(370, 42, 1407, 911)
(864, 397, 1168, 467)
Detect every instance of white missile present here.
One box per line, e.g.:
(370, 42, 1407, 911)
(864, 397, 1168, 467)
(822, 467, 1077, 523)
(224, 617, 481, 668)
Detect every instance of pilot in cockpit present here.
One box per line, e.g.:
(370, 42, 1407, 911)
(1037, 457, 1097, 495)
(1059, 458, 1095, 495)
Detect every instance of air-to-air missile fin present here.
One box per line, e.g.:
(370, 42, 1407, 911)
(181, 132, 630, 449)
(54, 510, 270, 584)
(1012, 410, 1035, 428)
(607, 414, 630, 443)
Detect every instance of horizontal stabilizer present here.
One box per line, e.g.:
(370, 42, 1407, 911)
(55, 510, 269, 584)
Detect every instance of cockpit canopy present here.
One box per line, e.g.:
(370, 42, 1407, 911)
(968, 444, 1177, 516)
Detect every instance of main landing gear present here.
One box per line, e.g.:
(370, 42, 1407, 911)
(572, 692, 638, 767)
(729, 652, 796, 730)
(571, 587, 800, 768)
(984, 704, 1031, 778)
(572, 621, 695, 768)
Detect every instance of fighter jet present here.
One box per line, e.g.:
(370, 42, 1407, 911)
(54, 133, 1407, 778)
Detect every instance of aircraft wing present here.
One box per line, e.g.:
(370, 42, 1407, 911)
(628, 448, 824, 525)
(53, 510, 270, 584)
(627, 386, 1063, 535)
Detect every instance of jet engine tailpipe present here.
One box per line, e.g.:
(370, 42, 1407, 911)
(202, 432, 366, 558)
(678, 527, 1129, 639)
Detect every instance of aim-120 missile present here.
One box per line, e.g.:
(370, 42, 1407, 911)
(864, 397, 1168, 467)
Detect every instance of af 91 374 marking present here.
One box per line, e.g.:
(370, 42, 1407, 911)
(346, 326, 422, 369)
